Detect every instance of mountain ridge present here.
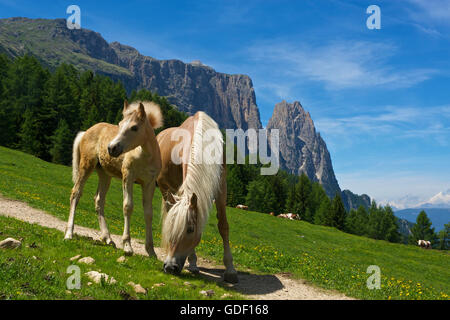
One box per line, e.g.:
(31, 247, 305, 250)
(0, 17, 369, 210)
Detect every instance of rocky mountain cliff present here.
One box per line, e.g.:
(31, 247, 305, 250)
(266, 100, 341, 198)
(0, 17, 261, 130)
(0, 17, 370, 209)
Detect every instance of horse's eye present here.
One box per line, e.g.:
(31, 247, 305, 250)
(131, 125, 138, 132)
(187, 225, 194, 234)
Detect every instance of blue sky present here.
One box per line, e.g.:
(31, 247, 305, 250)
(1, 0, 449, 207)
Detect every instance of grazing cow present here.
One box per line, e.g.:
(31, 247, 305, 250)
(417, 240, 432, 249)
(236, 204, 248, 210)
(277, 213, 300, 221)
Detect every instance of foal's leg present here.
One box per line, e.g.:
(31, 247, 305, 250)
(142, 181, 157, 257)
(122, 174, 134, 256)
(215, 172, 238, 283)
(95, 168, 114, 246)
(64, 164, 93, 240)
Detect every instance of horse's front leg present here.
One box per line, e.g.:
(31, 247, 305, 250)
(122, 175, 134, 256)
(215, 172, 238, 283)
(187, 250, 200, 274)
(142, 181, 157, 257)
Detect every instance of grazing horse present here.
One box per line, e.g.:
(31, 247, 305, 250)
(64, 101, 163, 257)
(156, 111, 238, 283)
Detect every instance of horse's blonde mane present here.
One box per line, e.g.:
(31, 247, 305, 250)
(161, 112, 223, 250)
(125, 101, 163, 129)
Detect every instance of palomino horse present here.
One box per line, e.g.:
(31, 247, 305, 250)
(64, 101, 163, 257)
(157, 111, 238, 283)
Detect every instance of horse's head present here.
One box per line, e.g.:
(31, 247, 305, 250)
(108, 100, 149, 157)
(162, 193, 201, 274)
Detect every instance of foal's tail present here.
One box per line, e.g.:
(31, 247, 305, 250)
(72, 131, 85, 184)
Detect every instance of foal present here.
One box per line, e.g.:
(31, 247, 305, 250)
(64, 101, 163, 256)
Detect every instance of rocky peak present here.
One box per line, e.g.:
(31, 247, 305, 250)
(267, 100, 341, 198)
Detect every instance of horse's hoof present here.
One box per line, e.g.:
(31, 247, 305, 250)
(146, 250, 158, 259)
(123, 248, 134, 256)
(63, 234, 73, 241)
(187, 266, 200, 274)
(223, 272, 239, 284)
(105, 239, 116, 248)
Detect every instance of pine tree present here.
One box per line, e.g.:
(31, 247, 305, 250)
(330, 193, 346, 230)
(438, 223, 449, 250)
(382, 206, 401, 243)
(314, 196, 332, 226)
(226, 166, 247, 207)
(345, 205, 369, 235)
(409, 211, 436, 244)
(50, 119, 74, 165)
(245, 178, 277, 213)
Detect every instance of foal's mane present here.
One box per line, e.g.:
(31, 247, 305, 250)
(161, 112, 223, 249)
(125, 101, 163, 129)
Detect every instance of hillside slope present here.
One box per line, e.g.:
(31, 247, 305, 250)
(0, 146, 448, 300)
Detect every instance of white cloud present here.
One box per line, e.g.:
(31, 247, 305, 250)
(247, 40, 436, 90)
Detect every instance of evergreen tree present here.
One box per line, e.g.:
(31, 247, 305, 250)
(285, 173, 313, 221)
(314, 196, 332, 226)
(382, 206, 401, 243)
(50, 119, 74, 165)
(226, 166, 247, 207)
(3, 55, 50, 150)
(409, 211, 436, 244)
(438, 223, 449, 250)
(0, 54, 12, 146)
(330, 193, 347, 230)
(245, 178, 277, 213)
(345, 205, 369, 236)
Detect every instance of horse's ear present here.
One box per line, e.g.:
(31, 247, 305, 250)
(189, 193, 198, 210)
(138, 102, 146, 120)
(123, 100, 129, 113)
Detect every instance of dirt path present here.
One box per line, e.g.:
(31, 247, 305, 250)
(0, 196, 353, 300)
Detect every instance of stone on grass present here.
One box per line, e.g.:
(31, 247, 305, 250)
(70, 254, 82, 262)
(200, 289, 215, 297)
(128, 282, 147, 294)
(116, 256, 126, 263)
(85, 271, 116, 284)
(0, 237, 21, 249)
(152, 283, 165, 288)
(78, 256, 95, 265)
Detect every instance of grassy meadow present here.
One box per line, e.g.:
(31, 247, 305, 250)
(0, 146, 449, 300)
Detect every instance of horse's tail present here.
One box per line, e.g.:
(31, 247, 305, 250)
(72, 131, 85, 184)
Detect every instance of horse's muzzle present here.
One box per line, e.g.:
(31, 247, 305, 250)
(108, 143, 123, 157)
(163, 262, 181, 274)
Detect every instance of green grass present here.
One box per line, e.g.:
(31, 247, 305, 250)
(0, 216, 241, 300)
(0, 146, 449, 300)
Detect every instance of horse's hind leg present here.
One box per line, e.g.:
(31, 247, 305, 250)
(64, 162, 94, 240)
(215, 169, 238, 283)
(95, 168, 114, 246)
(142, 181, 157, 257)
